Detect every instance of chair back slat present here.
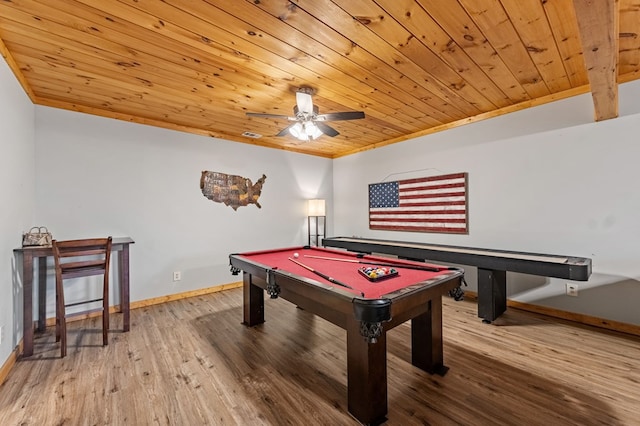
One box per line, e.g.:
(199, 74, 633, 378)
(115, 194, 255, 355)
(60, 259, 107, 279)
(57, 248, 108, 258)
(60, 259, 105, 270)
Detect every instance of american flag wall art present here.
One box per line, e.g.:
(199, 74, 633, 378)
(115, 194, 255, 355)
(369, 172, 468, 234)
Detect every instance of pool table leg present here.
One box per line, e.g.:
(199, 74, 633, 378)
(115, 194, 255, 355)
(411, 298, 448, 375)
(242, 273, 264, 326)
(346, 317, 387, 425)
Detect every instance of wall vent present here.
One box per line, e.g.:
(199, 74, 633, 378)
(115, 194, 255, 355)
(242, 131, 262, 138)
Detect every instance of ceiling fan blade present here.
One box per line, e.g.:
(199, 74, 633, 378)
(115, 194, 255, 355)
(315, 122, 340, 137)
(296, 91, 314, 114)
(316, 111, 365, 121)
(246, 112, 296, 120)
(276, 124, 296, 137)
(246, 112, 287, 119)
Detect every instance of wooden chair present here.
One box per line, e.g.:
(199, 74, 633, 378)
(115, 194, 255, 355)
(52, 237, 113, 358)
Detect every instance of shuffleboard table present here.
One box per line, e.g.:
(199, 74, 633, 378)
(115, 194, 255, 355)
(322, 236, 592, 323)
(229, 245, 464, 425)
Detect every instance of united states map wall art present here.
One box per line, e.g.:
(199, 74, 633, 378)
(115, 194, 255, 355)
(200, 171, 267, 210)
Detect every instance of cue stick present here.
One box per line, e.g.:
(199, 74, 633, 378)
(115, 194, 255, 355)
(303, 254, 441, 272)
(288, 257, 357, 292)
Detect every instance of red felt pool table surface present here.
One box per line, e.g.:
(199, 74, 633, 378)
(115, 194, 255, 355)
(234, 246, 451, 299)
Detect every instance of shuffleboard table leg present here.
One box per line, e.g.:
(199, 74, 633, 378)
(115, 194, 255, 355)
(477, 268, 507, 323)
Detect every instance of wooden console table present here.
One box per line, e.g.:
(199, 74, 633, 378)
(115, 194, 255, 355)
(14, 237, 134, 357)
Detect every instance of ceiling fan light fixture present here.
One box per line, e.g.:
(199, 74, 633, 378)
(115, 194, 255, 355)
(289, 122, 304, 139)
(305, 122, 324, 140)
(289, 121, 323, 141)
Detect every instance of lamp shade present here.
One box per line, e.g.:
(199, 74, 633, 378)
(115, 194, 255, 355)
(307, 199, 326, 216)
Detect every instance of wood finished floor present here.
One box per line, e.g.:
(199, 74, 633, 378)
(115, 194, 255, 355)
(1, 288, 639, 425)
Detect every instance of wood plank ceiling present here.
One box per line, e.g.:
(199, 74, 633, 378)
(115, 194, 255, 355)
(0, 0, 638, 158)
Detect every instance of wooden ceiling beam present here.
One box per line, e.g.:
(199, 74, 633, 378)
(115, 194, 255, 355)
(572, 0, 619, 121)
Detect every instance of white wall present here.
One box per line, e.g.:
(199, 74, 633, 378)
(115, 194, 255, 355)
(33, 107, 332, 314)
(334, 80, 640, 326)
(0, 57, 35, 364)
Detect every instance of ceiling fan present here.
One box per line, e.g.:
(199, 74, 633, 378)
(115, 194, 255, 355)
(246, 87, 365, 141)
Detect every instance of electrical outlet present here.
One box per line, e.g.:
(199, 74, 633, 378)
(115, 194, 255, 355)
(173, 271, 182, 282)
(0, 325, 4, 344)
(566, 283, 579, 297)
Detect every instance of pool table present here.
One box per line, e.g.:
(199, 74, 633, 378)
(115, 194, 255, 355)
(229, 246, 464, 425)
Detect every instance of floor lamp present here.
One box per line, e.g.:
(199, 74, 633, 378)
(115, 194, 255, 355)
(307, 199, 326, 247)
